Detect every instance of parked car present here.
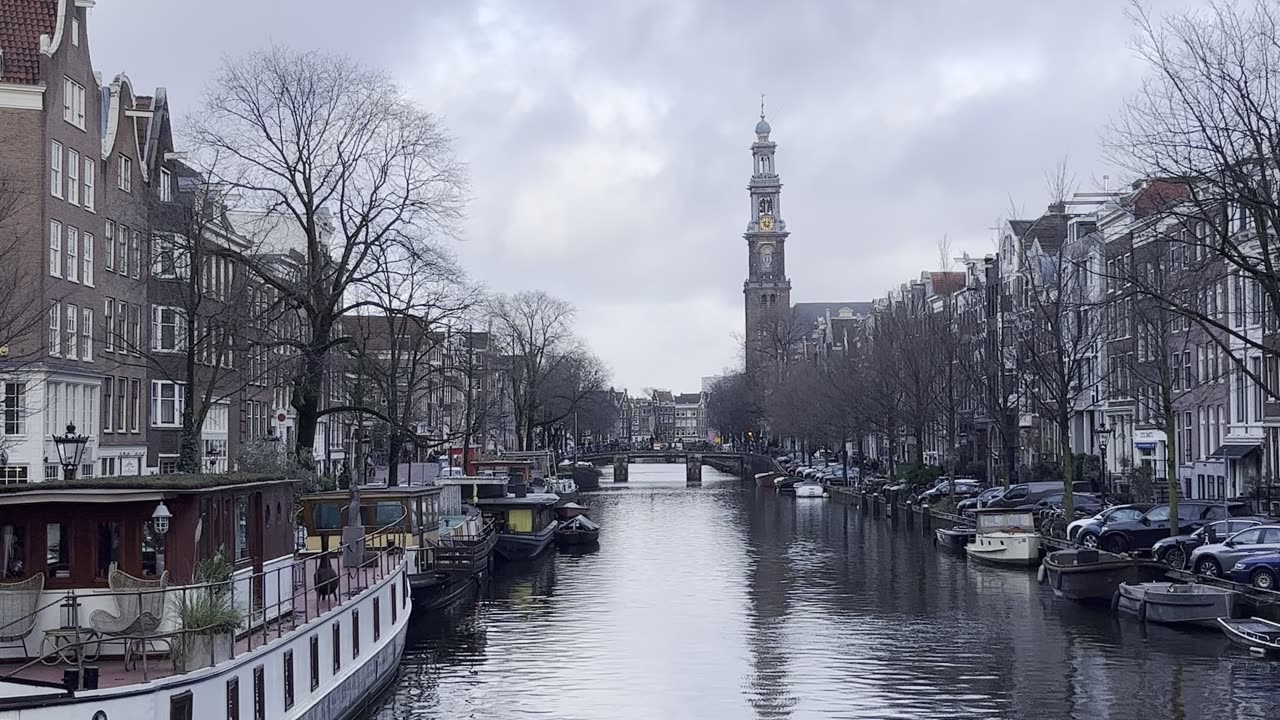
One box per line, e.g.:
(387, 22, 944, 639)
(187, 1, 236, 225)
(1227, 553, 1280, 589)
(1069, 504, 1155, 547)
(1097, 501, 1252, 554)
(1189, 524, 1280, 577)
(918, 480, 984, 504)
(1151, 517, 1270, 568)
(983, 481, 1092, 510)
(958, 486, 1006, 512)
(1032, 492, 1103, 515)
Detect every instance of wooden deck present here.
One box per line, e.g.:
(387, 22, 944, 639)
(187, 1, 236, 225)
(0, 555, 393, 690)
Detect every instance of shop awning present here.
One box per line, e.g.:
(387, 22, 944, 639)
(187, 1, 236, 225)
(1210, 442, 1262, 460)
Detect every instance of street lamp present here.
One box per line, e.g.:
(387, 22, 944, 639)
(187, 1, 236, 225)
(1094, 420, 1111, 498)
(52, 423, 89, 481)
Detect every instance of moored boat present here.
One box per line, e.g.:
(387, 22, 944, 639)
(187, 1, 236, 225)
(477, 493, 560, 561)
(0, 473, 409, 720)
(1114, 581, 1241, 626)
(755, 472, 782, 488)
(795, 479, 826, 498)
(556, 502, 591, 521)
(965, 509, 1041, 567)
(555, 515, 601, 547)
(1218, 617, 1280, 656)
(775, 476, 801, 492)
(1040, 549, 1169, 602)
(935, 527, 975, 554)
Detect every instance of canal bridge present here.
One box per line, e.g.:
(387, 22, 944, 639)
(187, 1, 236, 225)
(577, 449, 780, 483)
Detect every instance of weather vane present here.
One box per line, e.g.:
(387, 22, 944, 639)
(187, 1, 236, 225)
(760, 92, 766, 119)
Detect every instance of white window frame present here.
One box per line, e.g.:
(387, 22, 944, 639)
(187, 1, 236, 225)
(104, 299, 114, 353)
(62, 77, 85, 129)
(159, 167, 172, 202)
(81, 307, 93, 362)
(71, 17, 79, 46)
(49, 221, 62, 278)
(117, 154, 132, 192)
(104, 221, 115, 272)
(130, 232, 140, 279)
(50, 141, 63, 197)
(2, 381, 27, 436)
(66, 148, 79, 205)
(66, 227, 79, 284)
(49, 302, 60, 356)
(64, 304, 77, 361)
(129, 379, 140, 433)
(82, 233, 94, 287)
(151, 380, 184, 428)
(151, 305, 187, 353)
(83, 157, 95, 211)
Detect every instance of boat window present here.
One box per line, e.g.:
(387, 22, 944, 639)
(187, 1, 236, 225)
(45, 523, 69, 578)
(283, 649, 294, 710)
(252, 664, 264, 720)
(352, 608, 360, 657)
(364, 502, 405, 529)
(314, 502, 342, 530)
(96, 521, 120, 579)
(373, 596, 381, 641)
(234, 496, 249, 562)
(170, 690, 194, 720)
(1228, 528, 1263, 545)
(309, 634, 320, 691)
(2, 524, 25, 579)
(142, 519, 166, 576)
(977, 511, 1033, 531)
(1144, 506, 1171, 522)
(227, 677, 240, 720)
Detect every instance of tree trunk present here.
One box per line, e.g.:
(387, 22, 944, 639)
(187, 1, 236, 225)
(387, 432, 401, 487)
(292, 347, 326, 469)
(1059, 408, 1074, 520)
(1165, 403, 1180, 536)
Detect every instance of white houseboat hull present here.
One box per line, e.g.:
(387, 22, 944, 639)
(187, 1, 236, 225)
(966, 533, 1042, 567)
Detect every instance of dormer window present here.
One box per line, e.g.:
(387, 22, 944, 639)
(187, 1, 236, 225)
(71, 18, 79, 47)
(62, 78, 85, 130)
(118, 155, 132, 192)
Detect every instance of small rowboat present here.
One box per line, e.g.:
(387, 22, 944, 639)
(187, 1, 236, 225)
(555, 515, 601, 547)
(755, 472, 783, 488)
(1218, 617, 1280, 656)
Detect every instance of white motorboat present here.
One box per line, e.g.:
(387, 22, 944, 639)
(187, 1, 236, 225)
(966, 508, 1041, 567)
(795, 479, 826, 498)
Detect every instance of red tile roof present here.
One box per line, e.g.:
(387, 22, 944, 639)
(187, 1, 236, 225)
(0, 0, 58, 85)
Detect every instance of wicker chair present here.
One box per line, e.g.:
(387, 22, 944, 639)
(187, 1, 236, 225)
(0, 573, 44, 660)
(89, 570, 169, 669)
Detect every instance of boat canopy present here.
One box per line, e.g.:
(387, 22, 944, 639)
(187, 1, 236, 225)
(975, 510, 1036, 533)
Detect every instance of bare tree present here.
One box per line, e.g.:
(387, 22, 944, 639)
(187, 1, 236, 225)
(707, 372, 764, 448)
(187, 45, 468, 466)
(0, 174, 47, 461)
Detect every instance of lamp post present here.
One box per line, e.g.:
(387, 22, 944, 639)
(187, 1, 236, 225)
(52, 423, 89, 481)
(1094, 420, 1111, 499)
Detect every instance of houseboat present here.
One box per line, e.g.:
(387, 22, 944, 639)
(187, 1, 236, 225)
(475, 494, 560, 561)
(297, 484, 496, 610)
(0, 473, 410, 720)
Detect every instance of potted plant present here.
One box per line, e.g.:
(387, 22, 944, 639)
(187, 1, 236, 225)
(174, 549, 242, 673)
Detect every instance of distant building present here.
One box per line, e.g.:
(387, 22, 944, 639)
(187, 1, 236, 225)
(674, 392, 707, 445)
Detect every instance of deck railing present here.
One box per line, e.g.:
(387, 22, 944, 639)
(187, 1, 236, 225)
(1, 510, 408, 689)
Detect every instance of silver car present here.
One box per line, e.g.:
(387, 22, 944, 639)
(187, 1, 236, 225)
(1188, 524, 1280, 577)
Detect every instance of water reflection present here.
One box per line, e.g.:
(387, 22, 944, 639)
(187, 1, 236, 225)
(369, 464, 1280, 720)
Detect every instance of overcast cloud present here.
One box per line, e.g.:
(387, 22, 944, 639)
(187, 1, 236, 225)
(89, 0, 1175, 393)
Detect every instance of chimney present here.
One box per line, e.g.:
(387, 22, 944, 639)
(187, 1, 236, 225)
(1047, 201, 1067, 215)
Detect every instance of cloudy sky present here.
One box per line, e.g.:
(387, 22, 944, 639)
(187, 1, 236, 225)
(90, 0, 1174, 393)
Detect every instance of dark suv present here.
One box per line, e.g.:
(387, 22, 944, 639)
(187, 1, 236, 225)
(1097, 501, 1251, 553)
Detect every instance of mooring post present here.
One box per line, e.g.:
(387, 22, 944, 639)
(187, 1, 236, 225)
(613, 455, 629, 483)
(921, 503, 932, 534)
(686, 454, 703, 483)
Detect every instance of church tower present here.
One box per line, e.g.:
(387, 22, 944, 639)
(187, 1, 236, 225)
(743, 105, 791, 377)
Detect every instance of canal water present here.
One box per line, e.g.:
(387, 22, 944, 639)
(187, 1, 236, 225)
(369, 464, 1279, 720)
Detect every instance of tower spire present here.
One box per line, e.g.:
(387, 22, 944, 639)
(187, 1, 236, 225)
(760, 92, 766, 120)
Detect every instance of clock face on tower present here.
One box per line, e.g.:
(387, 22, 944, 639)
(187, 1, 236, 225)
(759, 214, 775, 232)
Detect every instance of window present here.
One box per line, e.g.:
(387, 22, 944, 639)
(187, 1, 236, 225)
(46, 523, 69, 578)
(160, 167, 173, 202)
(65, 226, 78, 283)
(118, 224, 129, 275)
(63, 77, 85, 129)
(49, 221, 62, 277)
(67, 149, 79, 205)
(1145, 506, 1171, 522)
(332, 622, 341, 673)
(105, 221, 115, 271)
(131, 231, 141, 279)
(152, 306, 187, 352)
(1229, 527, 1263, 545)
(96, 521, 120, 579)
(104, 299, 114, 353)
(169, 691, 193, 720)
(83, 157, 94, 210)
(390, 586, 397, 625)
(252, 665, 264, 720)
(82, 233, 93, 286)
(102, 378, 113, 433)
(152, 234, 189, 279)
(64, 304, 77, 361)
(373, 597, 381, 641)
(130, 304, 141, 356)
(283, 650, 295, 710)
(129, 379, 140, 432)
(3, 382, 26, 435)
(2, 525, 25, 578)
(226, 678, 240, 720)
(51, 141, 63, 197)
(115, 300, 126, 353)
(234, 495, 248, 562)
(151, 381, 184, 427)
(80, 307, 92, 361)
(118, 154, 132, 191)
(352, 608, 360, 657)
(71, 17, 79, 46)
(309, 634, 320, 690)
